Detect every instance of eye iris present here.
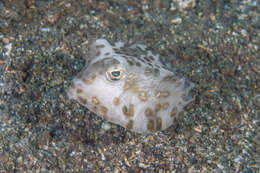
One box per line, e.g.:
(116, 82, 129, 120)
(106, 66, 125, 81)
(111, 71, 120, 77)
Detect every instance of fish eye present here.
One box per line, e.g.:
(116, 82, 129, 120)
(106, 66, 125, 81)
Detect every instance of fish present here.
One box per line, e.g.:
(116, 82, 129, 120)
(67, 39, 194, 133)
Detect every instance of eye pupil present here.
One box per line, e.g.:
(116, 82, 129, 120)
(111, 71, 120, 77)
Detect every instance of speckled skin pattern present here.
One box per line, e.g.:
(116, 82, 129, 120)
(68, 39, 194, 133)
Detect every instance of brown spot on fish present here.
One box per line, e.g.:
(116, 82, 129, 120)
(76, 88, 83, 94)
(96, 44, 105, 49)
(113, 97, 120, 106)
(153, 68, 160, 77)
(154, 90, 170, 98)
(138, 91, 148, 102)
(92, 106, 98, 112)
(162, 75, 177, 82)
(155, 103, 161, 112)
(144, 67, 153, 76)
(78, 96, 87, 105)
(154, 89, 161, 98)
(156, 117, 162, 131)
(162, 102, 170, 110)
(145, 107, 153, 117)
(122, 104, 134, 118)
(123, 74, 139, 92)
(92, 96, 99, 105)
(126, 120, 133, 129)
(83, 74, 96, 85)
(147, 119, 155, 132)
(100, 105, 108, 115)
(161, 90, 170, 98)
(96, 51, 101, 57)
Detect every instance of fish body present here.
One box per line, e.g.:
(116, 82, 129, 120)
(68, 39, 194, 133)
